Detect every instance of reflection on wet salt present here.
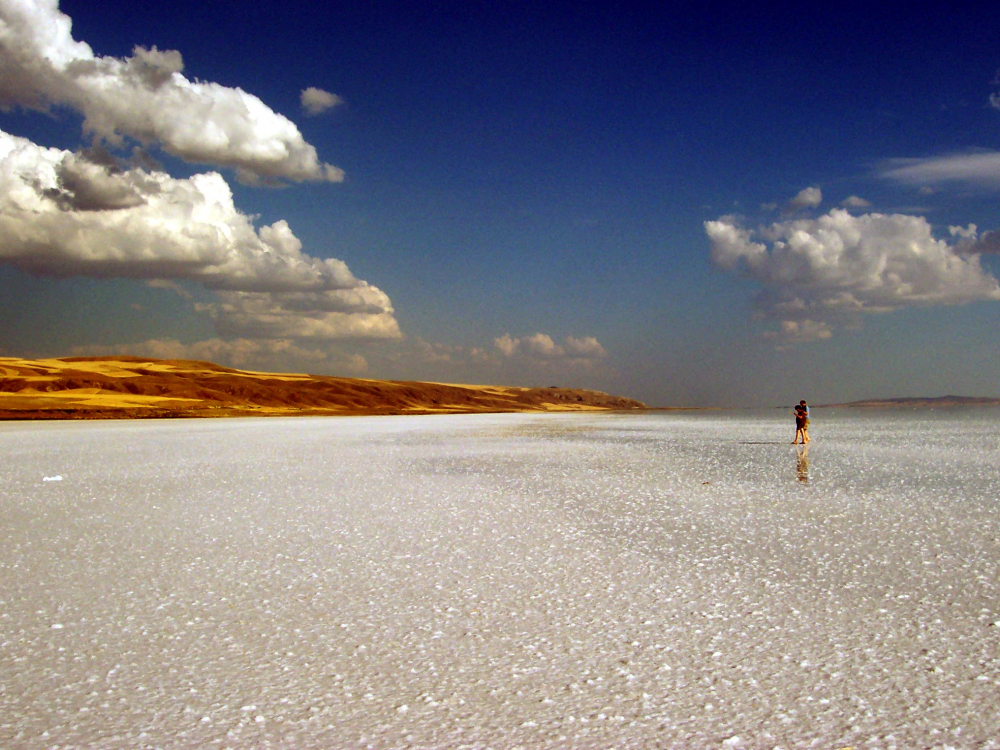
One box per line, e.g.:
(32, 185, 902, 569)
(796, 444, 810, 483)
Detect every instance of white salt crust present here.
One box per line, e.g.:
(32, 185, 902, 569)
(1, 409, 998, 748)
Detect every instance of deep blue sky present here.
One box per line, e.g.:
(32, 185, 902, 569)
(2, 1, 1000, 405)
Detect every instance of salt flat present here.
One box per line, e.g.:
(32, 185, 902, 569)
(1, 410, 999, 748)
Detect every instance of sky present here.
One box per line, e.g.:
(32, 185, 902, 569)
(1, 0, 1000, 407)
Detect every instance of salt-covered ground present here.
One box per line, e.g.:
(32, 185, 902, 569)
(1, 410, 999, 749)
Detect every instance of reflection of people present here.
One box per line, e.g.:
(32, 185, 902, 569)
(792, 400, 810, 444)
(796, 444, 809, 483)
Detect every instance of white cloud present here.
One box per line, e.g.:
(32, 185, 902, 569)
(301, 87, 342, 116)
(785, 186, 822, 213)
(841, 195, 871, 208)
(493, 333, 520, 357)
(197, 288, 399, 341)
(0, 2, 402, 365)
(367, 332, 611, 383)
(706, 208, 1000, 343)
(524, 332, 559, 357)
(0, 0, 341, 183)
(763, 319, 833, 345)
(494, 333, 608, 365)
(0, 128, 400, 340)
(881, 152, 1000, 189)
(563, 335, 608, 358)
(948, 223, 977, 240)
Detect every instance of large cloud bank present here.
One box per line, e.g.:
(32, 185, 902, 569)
(0, 129, 399, 340)
(0, 0, 342, 184)
(0, 1, 400, 361)
(706, 208, 1000, 342)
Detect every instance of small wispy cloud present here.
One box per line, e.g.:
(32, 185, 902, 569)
(763, 319, 833, 345)
(146, 279, 192, 300)
(880, 152, 1000, 189)
(301, 87, 343, 116)
(784, 186, 822, 214)
(493, 333, 608, 367)
(841, 195, 871, 208)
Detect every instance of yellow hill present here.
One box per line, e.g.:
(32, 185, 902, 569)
(0, 356, 645, 420)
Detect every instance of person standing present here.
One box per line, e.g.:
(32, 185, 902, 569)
(792, 400, 810, 444)
(793, 401, 809, 444)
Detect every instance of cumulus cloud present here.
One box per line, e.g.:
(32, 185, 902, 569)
(881, 152, 1000, 189)
(493, 333, 608, 365)
(841, 195, 871, 209)
(706, 208, 1000, 343)
(0, 0, 342, 183)
(301, 87, 342, 116)
(0, 1, 403, 370)
(494, 333, 520, 357)
(0, 128, 399, 340)
(564, 335, 608, 358)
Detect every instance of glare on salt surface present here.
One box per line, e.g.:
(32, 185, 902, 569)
(1, 410, 999, 748)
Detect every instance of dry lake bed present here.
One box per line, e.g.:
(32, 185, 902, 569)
(2, 410, 999, 748)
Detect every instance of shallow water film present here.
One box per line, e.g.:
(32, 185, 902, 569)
(2, 410, 999, 748)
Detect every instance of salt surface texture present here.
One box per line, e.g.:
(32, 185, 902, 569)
(1, 410, 998, 748)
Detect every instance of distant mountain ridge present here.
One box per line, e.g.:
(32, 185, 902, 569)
(822, 395, 1000, 408)
(0, 356, 645, 420)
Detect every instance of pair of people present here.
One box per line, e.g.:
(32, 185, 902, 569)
(793, 400, 810, 444)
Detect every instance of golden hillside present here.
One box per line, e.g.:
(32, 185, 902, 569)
(0, 356, 645, 419)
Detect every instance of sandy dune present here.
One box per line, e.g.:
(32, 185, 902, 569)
(0, 356, 645, 419)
